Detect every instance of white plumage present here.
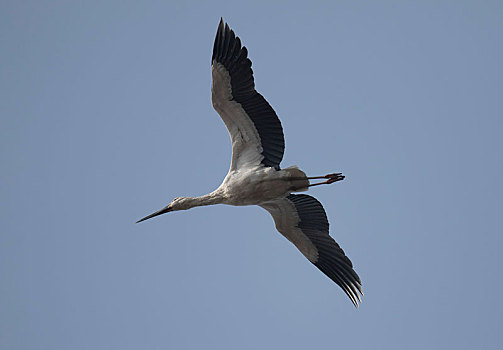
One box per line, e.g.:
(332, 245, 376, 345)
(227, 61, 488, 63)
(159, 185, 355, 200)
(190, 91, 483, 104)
(138, 19, 363, 307)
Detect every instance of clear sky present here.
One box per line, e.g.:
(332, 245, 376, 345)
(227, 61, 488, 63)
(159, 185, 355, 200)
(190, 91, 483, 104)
(1, 1, 502, 349)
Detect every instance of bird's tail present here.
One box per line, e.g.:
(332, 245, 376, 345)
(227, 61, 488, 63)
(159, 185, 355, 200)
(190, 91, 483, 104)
(284, 166, 309, 192)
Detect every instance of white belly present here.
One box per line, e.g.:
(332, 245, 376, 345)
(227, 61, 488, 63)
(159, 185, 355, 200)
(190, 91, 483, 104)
(220, 166, 308, 206)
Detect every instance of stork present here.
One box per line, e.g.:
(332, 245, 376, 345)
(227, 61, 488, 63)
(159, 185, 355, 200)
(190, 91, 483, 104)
(137, 19, 363, 307)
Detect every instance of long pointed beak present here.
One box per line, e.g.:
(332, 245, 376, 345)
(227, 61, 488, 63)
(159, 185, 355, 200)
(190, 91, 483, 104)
(136, 206, 172, 223)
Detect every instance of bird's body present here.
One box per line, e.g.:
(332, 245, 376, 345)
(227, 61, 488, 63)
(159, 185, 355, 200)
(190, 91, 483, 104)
(220, 166, 308, 206)
(138, 19, 363, 307)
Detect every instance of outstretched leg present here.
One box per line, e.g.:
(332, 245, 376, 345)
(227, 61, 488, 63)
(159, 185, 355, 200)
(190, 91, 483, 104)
(308, 173, 345, 187)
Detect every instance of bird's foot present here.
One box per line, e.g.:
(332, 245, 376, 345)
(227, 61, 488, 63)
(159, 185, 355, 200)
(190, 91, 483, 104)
(324, 173, 345, 184)
(307, 173, 345, 187)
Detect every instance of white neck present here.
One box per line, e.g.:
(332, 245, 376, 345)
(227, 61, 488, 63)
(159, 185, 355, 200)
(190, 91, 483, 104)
(172, 190, 225, 211)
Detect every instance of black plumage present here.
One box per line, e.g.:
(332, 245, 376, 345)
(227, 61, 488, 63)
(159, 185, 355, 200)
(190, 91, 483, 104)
(212, 19, 285, 170)
(287, 194, 363, 306)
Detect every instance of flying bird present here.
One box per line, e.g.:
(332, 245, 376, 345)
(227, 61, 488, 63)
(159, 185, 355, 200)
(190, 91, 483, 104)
(138, 19, 363, 307)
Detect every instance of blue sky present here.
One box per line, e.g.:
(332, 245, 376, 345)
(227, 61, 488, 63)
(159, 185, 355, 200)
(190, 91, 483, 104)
(1, 1, 502, 349)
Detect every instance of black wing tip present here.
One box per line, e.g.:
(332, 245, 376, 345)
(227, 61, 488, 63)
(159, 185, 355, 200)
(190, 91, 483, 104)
(316, 261, 363, 308)
(316, 259, 364, 307)
(212, 18, 248, 66)
(213, 18, 234, 62)
(323, 256, 363, 308)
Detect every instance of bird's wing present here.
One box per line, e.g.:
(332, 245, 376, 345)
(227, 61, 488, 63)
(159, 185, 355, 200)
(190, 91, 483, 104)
(260, 194, 363, 307)
(211, 19, 285, 171)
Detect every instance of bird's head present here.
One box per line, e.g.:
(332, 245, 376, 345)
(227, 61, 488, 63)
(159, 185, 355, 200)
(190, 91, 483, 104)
(136, 197, 193, 223)
(168, 197, 195, 211)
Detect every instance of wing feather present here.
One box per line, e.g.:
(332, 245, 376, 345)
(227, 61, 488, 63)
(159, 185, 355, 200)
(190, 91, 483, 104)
(211, 19, 285, 170)
(261, 194, 363, 307)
